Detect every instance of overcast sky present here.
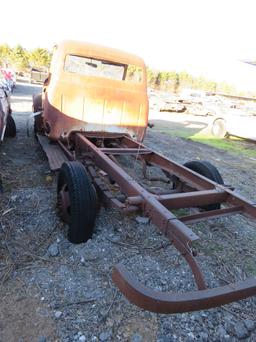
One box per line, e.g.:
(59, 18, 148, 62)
(2, 0, 256, 91)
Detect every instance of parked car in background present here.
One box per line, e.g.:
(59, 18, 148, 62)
(0, 72, 11, 106)
(149, 91, 186, 112)
(0, 84, 16, 141)
(159, 93, 186, 113)
(211, 104, 256, 140)
(30, 67, 48, 84)
(148, 92, 165, 111)
(9, 71, 16, 89)
(184, 101, 216, 116)
(0, 66, 16, 91)
(178, 89, 216, 116)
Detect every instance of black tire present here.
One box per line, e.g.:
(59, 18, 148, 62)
(34, 113, 44, 134)
(183, 160, 224, 211)
(57, 161, 97, 243)
(4, 115, 16, 138)
(32, 93, 43, 112)
(211, 119, 227, 138)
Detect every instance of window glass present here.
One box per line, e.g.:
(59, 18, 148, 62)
(64, 54, 143, 83)
(64, 55, 125, 80)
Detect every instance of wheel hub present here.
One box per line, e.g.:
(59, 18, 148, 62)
(58, 184, 71, 223)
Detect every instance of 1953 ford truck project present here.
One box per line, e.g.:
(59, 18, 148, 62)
(33, 40, 256, 314)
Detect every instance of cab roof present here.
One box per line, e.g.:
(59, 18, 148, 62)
(55, 40, 146, 67)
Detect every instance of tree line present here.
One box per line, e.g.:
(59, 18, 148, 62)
(0, 44, 254, 97)
(0, 44, 51, 71)
(147, 68, 248, 96)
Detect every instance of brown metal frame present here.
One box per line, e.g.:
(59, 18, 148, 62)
(55, 132, 256, 313)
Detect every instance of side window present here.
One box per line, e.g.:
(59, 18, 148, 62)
(125, 65, 143, 83)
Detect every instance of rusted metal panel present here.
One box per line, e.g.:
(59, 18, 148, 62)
(42, 40, 148, 142)
(36, 134, 69, 171)
(180, 205, 244, 224)
(127, 189, 228, 209)
(75, 133, 199, 246)
(99, 147, 151, 155)
(112, 265, 256, 314)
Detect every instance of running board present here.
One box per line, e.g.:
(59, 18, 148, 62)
(36, 134, 69, 171)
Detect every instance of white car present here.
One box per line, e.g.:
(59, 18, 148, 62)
(211, 105, 256, 140)
(148, 92, 165, 111)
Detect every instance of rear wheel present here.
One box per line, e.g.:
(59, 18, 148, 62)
(32, 93, 43, 112)
(34, 113, 44, 134)
(57, 161, 98, 243)
(183, 160, 224, 211)
(4, 115, 16, 138)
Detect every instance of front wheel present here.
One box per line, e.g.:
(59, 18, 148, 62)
(57, 161, 98, 243)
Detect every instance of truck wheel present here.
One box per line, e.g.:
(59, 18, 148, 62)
(34, 113, 44, 134)
(4, 115, 16, 138)
(57, 161, 97, 243)
(211, 119, 227, 138)
(183, 160, 224, 211)
(32, 93, 43, 112)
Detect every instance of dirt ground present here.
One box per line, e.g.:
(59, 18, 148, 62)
(0, 81, 255, 342)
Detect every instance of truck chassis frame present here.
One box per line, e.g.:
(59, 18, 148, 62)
(37, 131, 256, 313)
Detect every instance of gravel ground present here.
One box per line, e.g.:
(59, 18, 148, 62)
(0, 81, 255, 342)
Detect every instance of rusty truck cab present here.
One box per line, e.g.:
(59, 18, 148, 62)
(39, 40, 148, 142)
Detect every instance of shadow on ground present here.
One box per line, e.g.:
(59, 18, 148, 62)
(149, 117, 210, 139)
